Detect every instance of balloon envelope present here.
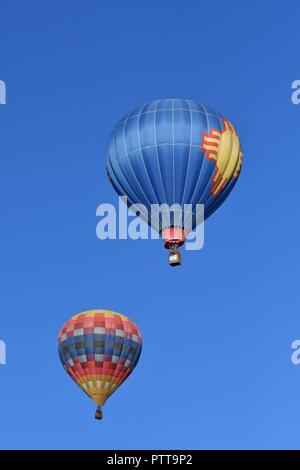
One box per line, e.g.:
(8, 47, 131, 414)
(106, 99, 242, 255)
(58, 310, 142, 419)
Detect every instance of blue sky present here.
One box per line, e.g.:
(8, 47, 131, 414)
(1, 0, 300, 450)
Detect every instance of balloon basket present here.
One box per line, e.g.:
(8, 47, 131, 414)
(95, 406, 103, 420)
(168, 249, 181, 267)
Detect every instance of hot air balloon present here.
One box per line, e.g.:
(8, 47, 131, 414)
(58, 309, 142, 420)
(106, 99, 242, 266)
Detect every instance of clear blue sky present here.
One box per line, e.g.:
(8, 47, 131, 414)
(0, 0, 300, 450)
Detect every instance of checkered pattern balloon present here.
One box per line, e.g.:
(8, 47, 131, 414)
(58, 310, 142, 420)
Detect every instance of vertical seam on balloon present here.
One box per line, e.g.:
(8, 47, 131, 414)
(84, 333, 94, 392)
(69, 326, 87, 390)
(113, 319, 138, 388)
(82, 316, 95, 392)
(107, 315, 123, 395)
(112, 120, 144, 207)
(70, 323, 90, 395)
(122, 108, 162, 229)
(180, 99, 193, 225)
(79, 318, 94, 394)
(183, 102, 211, 232)
(124, 104, 152, 208)
(111, 120, 156, 227)
(106, 314, 127, 394)
(106, 315, 129, 396)
(172, 99, 175, 214)
(137, 101, 163, 229)
(115, 159, 154, 226)
(91, 315, 97, 391)
(102, 314, 112, 397)
(105, 314, 124, 396)
(154, 100, 169, 231)
(116, 328, 135, 386)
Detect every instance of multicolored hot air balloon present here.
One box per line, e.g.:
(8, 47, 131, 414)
(106, 99, 242, 266)
(58, 310, 142, 420)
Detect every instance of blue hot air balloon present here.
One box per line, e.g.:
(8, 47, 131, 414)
(106, 99, 242, 266)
